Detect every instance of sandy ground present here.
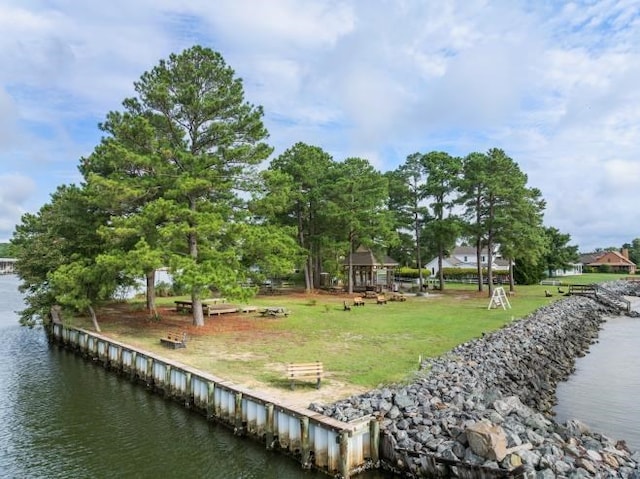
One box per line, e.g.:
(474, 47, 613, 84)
(98, 302, 371, 408)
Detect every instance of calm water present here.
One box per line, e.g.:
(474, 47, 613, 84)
(2, 276, 638, 479)
(0, 275, 389, 479)
(554, 297, 640, 451)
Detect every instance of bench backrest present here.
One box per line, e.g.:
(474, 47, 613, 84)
(286, 362, 323, 377)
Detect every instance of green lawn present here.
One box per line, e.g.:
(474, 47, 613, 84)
(74, 273, 632, 391)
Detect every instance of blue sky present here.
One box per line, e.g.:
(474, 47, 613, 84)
(1, 0, 639, 252)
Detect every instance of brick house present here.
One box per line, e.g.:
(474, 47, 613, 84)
(579, 249, 637, 274)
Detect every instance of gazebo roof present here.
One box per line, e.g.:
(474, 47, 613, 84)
(343, 247, 399, 267)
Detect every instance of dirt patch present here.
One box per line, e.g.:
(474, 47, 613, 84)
(95, 302, 368, 408)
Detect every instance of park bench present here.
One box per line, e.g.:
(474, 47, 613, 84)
(353, 296, 365, 306)
(286, 362, 323, 389)
(160, 329, 187, 349)
(364, 291, 378, 299)
(376, 295, 387, 304)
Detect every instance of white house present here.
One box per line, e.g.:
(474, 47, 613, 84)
(424, 246, 510, 278)
(548, 263, 583, 277)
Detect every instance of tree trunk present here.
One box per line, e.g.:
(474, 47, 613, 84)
(486, 238, 494, 297)
(298, 206, 312, 293)
(146, 269, 157, 316)
(509, 259, 515, 292)
(88, 305, 101, 333)
(476, 238, 484, 292)
(415, 210, 423, 291)
(347, 238, 354, 295)
(188, 198, 204, 327)
(437, 247, 444, 291)
(50, 305, 63, 324)
(192, 294, 204, 327)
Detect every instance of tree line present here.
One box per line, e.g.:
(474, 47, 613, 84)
(10, 46, 581, 328)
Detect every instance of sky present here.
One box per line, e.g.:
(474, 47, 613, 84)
(1, 0, 639, 253)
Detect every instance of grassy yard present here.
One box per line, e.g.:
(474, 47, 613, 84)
(67, 273, 631, 394)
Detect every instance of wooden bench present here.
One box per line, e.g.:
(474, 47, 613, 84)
(353, 296, 365, 306)
(286, 362, 323, 389)
(376, 295, 387, 304)
(364, 291, 378, 299)
(390, 292, 406, 302)
(160, 329, 187, 349)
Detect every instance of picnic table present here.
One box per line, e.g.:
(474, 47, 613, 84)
(203, 298, 227, 305)
(259, 306, 289, 317)
(175, 300, 235, 316)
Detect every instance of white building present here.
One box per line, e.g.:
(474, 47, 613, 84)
(424, 246, 510, 277)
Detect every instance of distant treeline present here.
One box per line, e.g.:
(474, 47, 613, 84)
(0, 243, 13, 257)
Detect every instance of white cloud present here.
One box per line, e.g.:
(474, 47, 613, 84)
(1, 0, 640, 251)
(0, 174, 36, 241)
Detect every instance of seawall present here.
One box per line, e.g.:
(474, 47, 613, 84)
(49, 324, 378, 478)
(310, 281, 640, 478)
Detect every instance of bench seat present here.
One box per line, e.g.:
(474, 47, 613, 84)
(160, 329, 187, 349)
(286, 362, 323, 389)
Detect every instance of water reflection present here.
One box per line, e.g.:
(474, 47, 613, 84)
(0, 275, 390, 478)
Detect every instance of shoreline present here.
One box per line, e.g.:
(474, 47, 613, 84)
(310, 280, 640, 477)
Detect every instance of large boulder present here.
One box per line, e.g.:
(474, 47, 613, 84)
(466, 421, 509, 461)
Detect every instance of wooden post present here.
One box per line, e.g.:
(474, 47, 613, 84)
(206, 382, 216, 419)
(369, 418, 380, 463)
(92, 336, 99, 359)
(234, 392, 243, 435)
(130, 351, 137, 380)
(146, 357, 154, 385)
(184, 372, 192, 406)
(116, 346, 123, 371)
(265, 403, 275, 449)
(339, 430, 350, 479)
(300, 417, 311, 468)
(165, 365, 172, 397)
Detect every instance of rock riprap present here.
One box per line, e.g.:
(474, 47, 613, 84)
(310, 281, 640, 478)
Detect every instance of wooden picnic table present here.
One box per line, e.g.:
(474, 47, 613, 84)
(259, 306, 289, 317)
(174, 300, 193, 313)
(203, 298, 227, 305)
(175, 300, 235, 316)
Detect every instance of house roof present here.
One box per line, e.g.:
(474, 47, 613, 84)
(579, 253, 602, 264)
(581, 250, 636, 267)
(588, 251, 635, 266)
(343, 247, 399, 266)
(452, 246, 488, 256)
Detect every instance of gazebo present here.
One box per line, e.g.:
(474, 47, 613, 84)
(343, 247, 399, 292)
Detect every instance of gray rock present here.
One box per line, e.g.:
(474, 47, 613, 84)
(387, 405, 401, 419)
(309, 287, 640, 478)
(394, 393, 415, 410)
